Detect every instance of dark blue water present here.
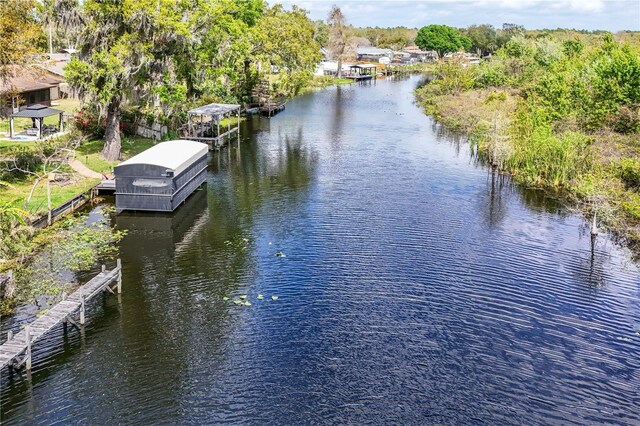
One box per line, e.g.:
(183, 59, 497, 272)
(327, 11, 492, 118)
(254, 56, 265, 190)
(2, 77, 640, 425)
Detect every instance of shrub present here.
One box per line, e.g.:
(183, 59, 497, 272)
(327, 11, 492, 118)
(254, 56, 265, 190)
(0, 148, 42, 181)
(620, 158, 640, 188)
(474, 61, 507, 88)
(608, 105, 640, 134)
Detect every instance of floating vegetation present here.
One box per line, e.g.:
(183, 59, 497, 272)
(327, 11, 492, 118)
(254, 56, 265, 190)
(224, 236, 252, 251)
(225, 293, 278, 305)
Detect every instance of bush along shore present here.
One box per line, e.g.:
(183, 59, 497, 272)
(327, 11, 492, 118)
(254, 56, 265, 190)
(416, 32, 640, 253)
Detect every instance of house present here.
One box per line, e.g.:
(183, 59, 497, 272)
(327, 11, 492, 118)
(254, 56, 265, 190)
(402, 46, 439, 63)
(1, 69, 65, 116)
(356, 46, 393, 62)
(319, 61, 354, 76)
(443, 52, 482, 67)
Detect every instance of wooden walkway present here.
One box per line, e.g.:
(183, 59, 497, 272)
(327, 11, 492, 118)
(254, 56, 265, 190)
(0, 261, 122, 371)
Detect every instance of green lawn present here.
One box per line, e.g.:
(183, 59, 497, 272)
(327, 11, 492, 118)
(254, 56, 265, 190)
(1, 133, 155, 214)
(76, 136, 157, 174)
(2, 176, 99, 215)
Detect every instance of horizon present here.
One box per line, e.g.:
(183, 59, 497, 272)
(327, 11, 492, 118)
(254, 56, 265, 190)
(275, 0, 640, 32)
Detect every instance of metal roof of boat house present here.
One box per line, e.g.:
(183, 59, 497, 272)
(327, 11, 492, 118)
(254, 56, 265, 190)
(116, 140, 208, 176)
(188, 103, 241, 117)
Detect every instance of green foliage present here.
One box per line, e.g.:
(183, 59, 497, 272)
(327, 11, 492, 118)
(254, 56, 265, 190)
(12, 212, 126, 304)
(314, 20, 329, 48)
(415, 24, 472, 57)
(0, 148, 42, 181)
(562, 39, 584, 57)
(465, 24, 498, 55)
(503, 35, 532, 58)
(589, 42, 640, 127)
(608, 105, 640, 134)
(353, 26, 417, 50)
(474, 61, 508, 88)
(0, 0, 44, 81)
(620, 158, 640, 189)
(506, 126, 593, 187)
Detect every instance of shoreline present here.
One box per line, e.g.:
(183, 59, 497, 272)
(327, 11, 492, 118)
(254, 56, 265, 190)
(415, 86, 640, 257)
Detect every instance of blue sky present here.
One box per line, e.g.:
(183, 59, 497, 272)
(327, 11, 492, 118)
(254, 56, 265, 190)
(274, 0, 640, 31)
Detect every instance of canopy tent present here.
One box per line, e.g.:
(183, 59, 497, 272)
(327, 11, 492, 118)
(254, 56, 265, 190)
(10, 104, 64, 139)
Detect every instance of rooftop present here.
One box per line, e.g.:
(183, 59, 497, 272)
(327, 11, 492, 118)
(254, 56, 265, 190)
(11, 104, 64, 119)
(0, 68, 64, 93)
(117, 140, 208, 176)
(356, 46, 392, 56)
(188, 103, 241, 117)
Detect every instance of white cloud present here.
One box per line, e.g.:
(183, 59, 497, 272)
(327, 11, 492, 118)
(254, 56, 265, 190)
(274, 0, 639, 31)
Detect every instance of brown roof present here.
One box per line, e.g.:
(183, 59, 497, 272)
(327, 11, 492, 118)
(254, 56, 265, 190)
(0, 68, 64, 94)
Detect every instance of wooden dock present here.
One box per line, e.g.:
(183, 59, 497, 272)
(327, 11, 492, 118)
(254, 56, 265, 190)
(0, 260, 122, 371)
(259, 102, 285, 117)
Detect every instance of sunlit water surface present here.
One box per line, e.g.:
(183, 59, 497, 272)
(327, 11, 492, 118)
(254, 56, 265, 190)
(2, 77, 639, 425)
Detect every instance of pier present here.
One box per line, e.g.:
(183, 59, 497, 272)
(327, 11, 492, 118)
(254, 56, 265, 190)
(0, 260, 122, 371)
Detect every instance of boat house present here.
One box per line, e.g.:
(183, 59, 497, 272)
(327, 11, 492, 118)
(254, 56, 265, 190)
(181, 102, 241, 149)
(114, 140, 208, 212)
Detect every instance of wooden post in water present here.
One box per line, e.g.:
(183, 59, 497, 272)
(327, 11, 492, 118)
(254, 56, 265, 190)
(25, 325, 32, 370)
(116, 259, 122, 294)
(80, 294, 86, 325)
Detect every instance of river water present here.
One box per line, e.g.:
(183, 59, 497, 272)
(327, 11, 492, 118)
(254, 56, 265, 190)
(2, 76, 640, 424)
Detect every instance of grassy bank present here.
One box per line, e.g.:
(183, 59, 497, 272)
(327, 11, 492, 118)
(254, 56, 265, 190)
(415, 33, 640, 251)
(76, 136, 157, 174)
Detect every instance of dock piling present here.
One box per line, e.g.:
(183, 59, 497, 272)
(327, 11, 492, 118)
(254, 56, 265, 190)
(25, 326, 31, 370)
(116, 259, 122, 294)
(80, 295, 86, 325)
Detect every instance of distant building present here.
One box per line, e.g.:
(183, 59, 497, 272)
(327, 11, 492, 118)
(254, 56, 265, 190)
(0, 69, 65, 116)
(402, 46, 439, 63)
(318, 61, 354, 76)
(356, 46, 393, 62)
(443, 52, 482, 67)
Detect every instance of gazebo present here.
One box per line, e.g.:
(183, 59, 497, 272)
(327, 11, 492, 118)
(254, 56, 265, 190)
(9, 104, 65, 139)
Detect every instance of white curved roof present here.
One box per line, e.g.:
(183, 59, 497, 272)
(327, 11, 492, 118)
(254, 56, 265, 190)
(116, 140, 208, 176)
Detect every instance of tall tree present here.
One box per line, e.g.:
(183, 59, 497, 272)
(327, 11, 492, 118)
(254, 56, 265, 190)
(415, 24, 472, 58)
(465, 24, 497, 56)
(253, 5, 321, 96)
(327, 5, 348, 78)
(0, 0, 44, 82)
(61, 0, 193, 161)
